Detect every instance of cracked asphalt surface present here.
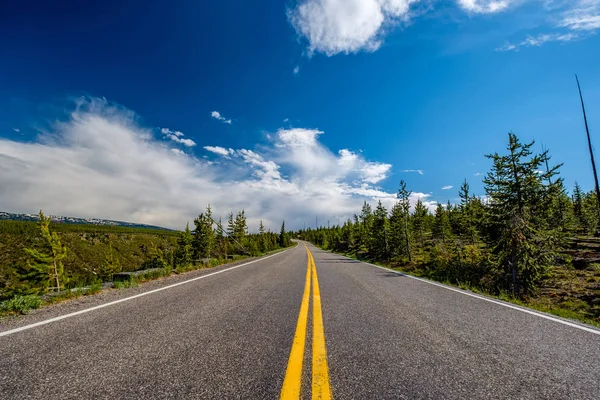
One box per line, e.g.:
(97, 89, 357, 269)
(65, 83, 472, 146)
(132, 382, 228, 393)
(1, 242, 599, 399)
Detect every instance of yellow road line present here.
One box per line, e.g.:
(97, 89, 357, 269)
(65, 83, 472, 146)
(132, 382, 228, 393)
(309, 249, 332, 400)
(280, 248, 312, 399)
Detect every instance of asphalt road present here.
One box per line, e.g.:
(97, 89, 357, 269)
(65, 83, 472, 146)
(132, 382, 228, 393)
(1, 242, 599, 399)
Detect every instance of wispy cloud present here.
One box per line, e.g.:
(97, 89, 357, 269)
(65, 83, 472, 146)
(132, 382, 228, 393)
(401, 169, 424, 175)
(293, 65, 300, 75)
(441, 185, 453, 190)
(12, 128, 20, 133)
(497, 0, 599, 51)
(211, 111, 232, 124)
(161, 127, 196, 147)
(496, 32, 579, 51)
(457, 0, 514, 14)
(0, 97, 435, 230)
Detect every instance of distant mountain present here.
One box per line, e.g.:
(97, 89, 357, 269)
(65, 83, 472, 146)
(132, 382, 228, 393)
(0, 211, 171, 231)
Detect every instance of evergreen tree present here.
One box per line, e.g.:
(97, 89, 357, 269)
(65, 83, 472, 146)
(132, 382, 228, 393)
(433, 203, 451, 243)
(193, 205, 215, 260)
(371, 201, 389, 260)
(99, 243, 121, 281)
(227, 212, 235, 238)
(484, 132, 560, 296)
(175, 222, 193, 267)
(572, 181, 584, 229)
(411, 198, 429, 247)
(358, 201, 373, 253)
(279, 220, 288, 247)
(458, 180, 478, 244)
(23, 210, 67, 292)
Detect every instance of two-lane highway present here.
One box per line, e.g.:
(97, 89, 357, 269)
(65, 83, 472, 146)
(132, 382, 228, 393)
(2, 241, 600, 399)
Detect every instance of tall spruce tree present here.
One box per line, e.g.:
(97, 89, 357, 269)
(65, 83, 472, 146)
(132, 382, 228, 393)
(175, 222, 193, 267)
(484, 132, 560, 296)
(193, 205, 215, 260)
(371, 201, 389, 260)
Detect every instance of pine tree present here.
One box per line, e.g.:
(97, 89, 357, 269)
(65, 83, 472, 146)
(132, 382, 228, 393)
(358, 201, 373, 253)
(572, 181, 584, 229)
(411, 198, 429, 247)
(484, 132, 560, 296)
(193, 205, 216, 260)
(279, 220, 288, 247)
(433, 203, 451, 243)
(227, 212, 235, 238)
(234, 210, 247, 242)
(458, 180, 477, 244)
(99, 243, 121, 281)
(371, 201, 389, 260)
(258, 220, 268, 252)
(23, 211, 68, 292)
(175, 222, 193, 267)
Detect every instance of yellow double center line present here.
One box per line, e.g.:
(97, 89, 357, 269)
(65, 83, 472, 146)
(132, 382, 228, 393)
(280, 246, 332, 400)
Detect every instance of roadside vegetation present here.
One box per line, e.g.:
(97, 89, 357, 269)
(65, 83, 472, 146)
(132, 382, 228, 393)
(298, 133, 600, 327)
(0, 207, 293, 315)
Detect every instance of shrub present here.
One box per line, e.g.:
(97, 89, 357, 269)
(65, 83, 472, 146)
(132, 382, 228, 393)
(0, 295, 42, 314)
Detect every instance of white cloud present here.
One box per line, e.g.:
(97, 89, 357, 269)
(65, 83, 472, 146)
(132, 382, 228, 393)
(496, 0, 599, 50)
(0, 97, 411, 231)
(560, 1, 600, 31)
(441, 185, 453, 190)
(401, 169, 424, 175)
(474, 172, 483, 176)
(496, 32, 579, 51)
(211, 111, 232, 124)
(204, 146, 234, 157)
(283, 118, 290, 123)
(12, 128, 20, 133)
(288, 0, 419, 56)
(161, 128, 196, 147)
(293, 65, 300, 74)
(457, 0, 513, 14)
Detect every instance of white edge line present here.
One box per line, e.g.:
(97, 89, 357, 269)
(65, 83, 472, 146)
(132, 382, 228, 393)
(0, 248, 294, 338)
(320, 249, 600, 336)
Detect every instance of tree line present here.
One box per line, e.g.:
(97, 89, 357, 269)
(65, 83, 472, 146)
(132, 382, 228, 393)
(4, 207, 292, 298)
(297, 133, 599, 298)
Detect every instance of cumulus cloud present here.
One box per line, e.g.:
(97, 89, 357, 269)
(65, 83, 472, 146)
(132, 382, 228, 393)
(287, 0, 599, 55)
(0, 98, 422, 230)
(211, 111, 232, 124)
(441, 185, 453, 190)
(288, 0, 419, 56)
(161, 127, 196, 147)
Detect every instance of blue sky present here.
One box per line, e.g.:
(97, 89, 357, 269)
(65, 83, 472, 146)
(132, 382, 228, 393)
(1, 0, 600, 229)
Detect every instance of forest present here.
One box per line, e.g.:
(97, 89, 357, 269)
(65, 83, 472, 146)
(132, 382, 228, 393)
(297, 133, 600, 326)
(0, 206, 292, 312)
